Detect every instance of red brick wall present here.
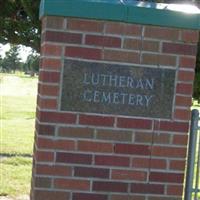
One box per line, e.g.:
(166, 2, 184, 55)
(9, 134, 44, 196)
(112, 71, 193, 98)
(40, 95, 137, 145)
(31, 16, 199, 200)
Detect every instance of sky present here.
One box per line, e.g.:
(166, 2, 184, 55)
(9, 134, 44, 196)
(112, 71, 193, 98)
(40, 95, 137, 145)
(0, 43, 33, 62)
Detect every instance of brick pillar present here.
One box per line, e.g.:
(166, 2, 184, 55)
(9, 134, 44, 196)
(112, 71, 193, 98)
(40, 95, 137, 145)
(31, 1, 200, 200)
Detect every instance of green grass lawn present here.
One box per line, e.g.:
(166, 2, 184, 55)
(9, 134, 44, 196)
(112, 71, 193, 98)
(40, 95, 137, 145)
(0, 157, 32, 196)
(1, 96, 36, 155)
(0, 73, 37, 197)
(193, 100, 200, 112)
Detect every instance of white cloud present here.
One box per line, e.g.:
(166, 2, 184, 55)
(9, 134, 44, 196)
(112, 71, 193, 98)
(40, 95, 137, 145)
(0, 43, 10, 58)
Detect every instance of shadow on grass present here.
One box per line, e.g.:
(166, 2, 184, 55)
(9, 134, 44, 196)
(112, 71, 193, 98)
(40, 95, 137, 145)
(0, 153, 32, 158)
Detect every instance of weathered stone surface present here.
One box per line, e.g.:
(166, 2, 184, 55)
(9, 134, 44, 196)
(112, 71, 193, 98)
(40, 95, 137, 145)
(61, 60, 176, 119)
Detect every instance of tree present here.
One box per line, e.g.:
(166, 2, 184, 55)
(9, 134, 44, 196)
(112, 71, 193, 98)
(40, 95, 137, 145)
(24, 54, 39, 75)
(0, 0, 40, 53)
(194, 0, 200, 102)
(194, 39, 200, 102)
(0, 55, 2, 71)
(1, 45, 21, 73)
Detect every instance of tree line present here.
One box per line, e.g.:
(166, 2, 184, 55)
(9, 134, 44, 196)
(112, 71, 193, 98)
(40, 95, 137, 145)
(0, 0, 199, 101)
(0, 45, 39, 75)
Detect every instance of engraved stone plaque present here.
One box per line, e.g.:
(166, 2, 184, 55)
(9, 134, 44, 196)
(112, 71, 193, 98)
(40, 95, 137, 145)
(61, 60, 176, 119)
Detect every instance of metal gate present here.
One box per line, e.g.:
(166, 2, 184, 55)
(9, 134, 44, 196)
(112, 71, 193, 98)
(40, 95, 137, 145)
(185, 109, 200, 200)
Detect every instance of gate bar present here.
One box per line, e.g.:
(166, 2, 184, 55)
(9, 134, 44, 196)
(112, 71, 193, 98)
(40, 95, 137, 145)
(184, 109, 199, 200)
(194, 121, 200, 200)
